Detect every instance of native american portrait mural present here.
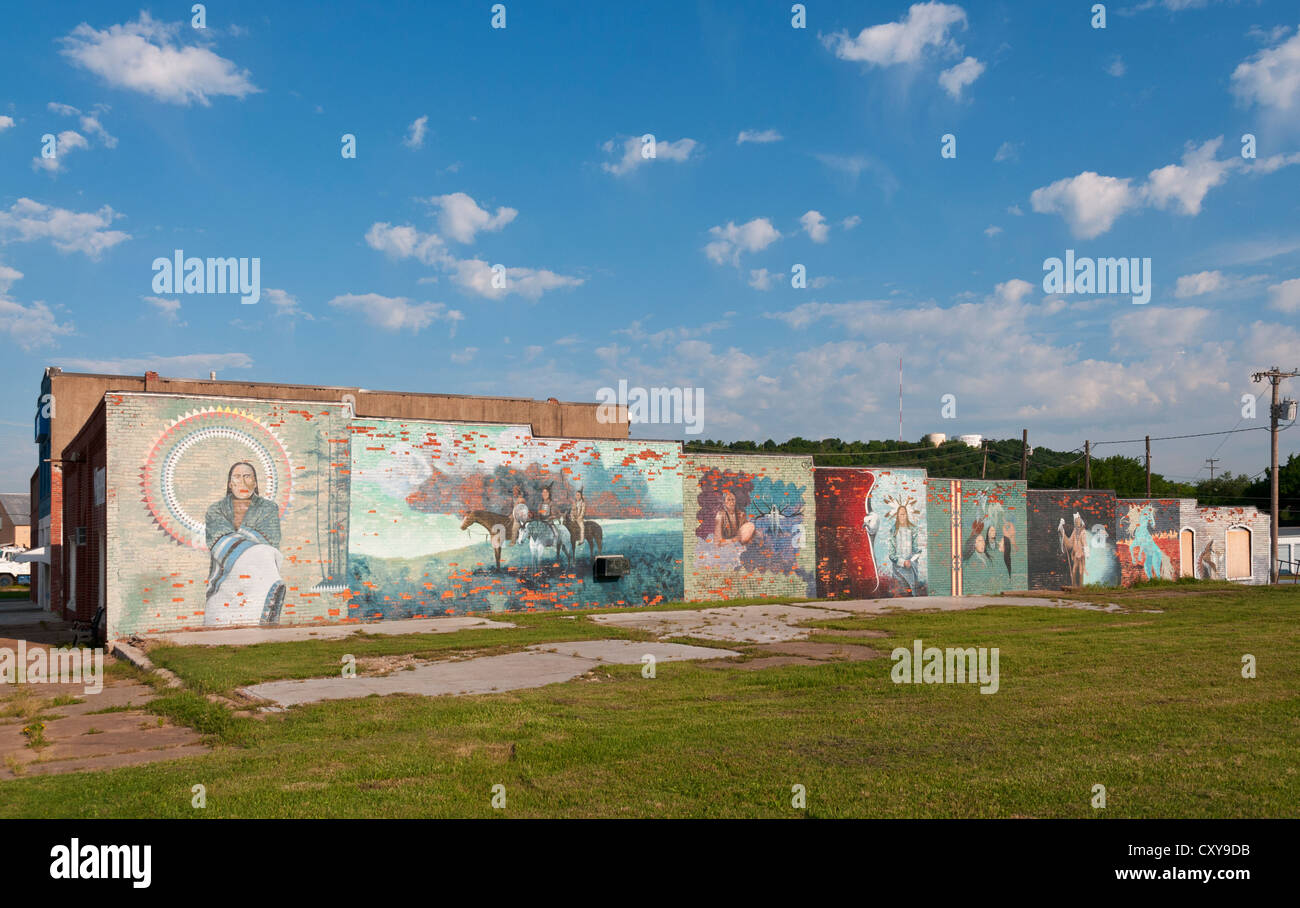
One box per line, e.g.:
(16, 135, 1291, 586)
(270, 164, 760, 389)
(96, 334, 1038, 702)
(108, 396, 352, 637)
(683, 454, 816, 600)
(815, 468, 927, 598)
(345, 419, 682, 615)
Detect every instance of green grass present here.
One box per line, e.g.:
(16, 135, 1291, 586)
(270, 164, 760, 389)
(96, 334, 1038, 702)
(0, 585, 1296, 817)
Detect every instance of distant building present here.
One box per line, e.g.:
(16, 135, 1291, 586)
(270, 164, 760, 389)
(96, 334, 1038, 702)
(958, 434, 983, 448)
(0, 493, 30, 547)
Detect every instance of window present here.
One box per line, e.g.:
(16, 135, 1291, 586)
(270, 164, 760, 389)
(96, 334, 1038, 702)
(1225, 527, 1252, 580)
(1281, 543, 1294, 575)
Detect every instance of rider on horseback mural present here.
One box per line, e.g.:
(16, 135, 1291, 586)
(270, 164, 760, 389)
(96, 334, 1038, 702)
(509, 484, 530, 544)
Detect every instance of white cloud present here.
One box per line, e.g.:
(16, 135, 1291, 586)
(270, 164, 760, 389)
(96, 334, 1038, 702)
(938, 55, 985, 99)
(32, 130, 88, 172)
(0, 116, 13, 132)
(365, 221, 447, 266)
(748, 268, 775, 291)
(704, 217, 782, 266)
(0, 265, 22, 292)
(47, 101, 117, 148)
(994, 278, 1034, 303)
(1029, 172, 1140, 239)
(984, 224, 1002, 237)
(1231, 27, 1300, 114)
(1142, 136, 1235, 215)
(1174, 270, 1228, 298)
(328, 293, 463, 333)
(602, 135, 698, 176)
(1007, 204, 1023, 215)
(431, 192, 517, 244)
(0, 269, 75, 350)
(60, 12, 259, 106)
(1107, 56, 1126, 77)
(1110, 306, 1213, 351)
(143, 295, 184, 325)
(447, 259, 583, 300)
(1268, 278, 1300, 313)
(824, 2, 968, 66)
(737, 129, 783, 144)
(403, 115, 428, 149)
(994, 141, 1019, 163)
(264, 288, 312, 320)
(841, 215, 862, 229)
(55, 353, 252, 374)
(800, 210, 830, 243)
(366, 197, 580, 300)
(0, 198, 130, 258)
(450, 346, 478, 364)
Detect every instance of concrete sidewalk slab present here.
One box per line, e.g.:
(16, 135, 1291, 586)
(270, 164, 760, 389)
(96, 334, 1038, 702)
(241, 640, 741, 707)
(241, 650, 601, 706)
(525, 640, 738, 663)
(822, 595, 1070, 614)
(148, 614, 516, 647)
(589, 604, 850, 643)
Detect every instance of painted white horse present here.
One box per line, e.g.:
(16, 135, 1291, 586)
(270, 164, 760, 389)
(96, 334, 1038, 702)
(518, 520, 571, 569)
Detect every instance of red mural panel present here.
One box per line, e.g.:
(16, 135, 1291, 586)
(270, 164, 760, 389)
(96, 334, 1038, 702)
(815, 469, 878, 597)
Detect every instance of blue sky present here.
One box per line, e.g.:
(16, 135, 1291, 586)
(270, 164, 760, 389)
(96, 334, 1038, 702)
(2, 0, 1298, 491)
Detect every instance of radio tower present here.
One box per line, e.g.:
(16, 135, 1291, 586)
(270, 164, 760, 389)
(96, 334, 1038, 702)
(898, 356, 903, 442)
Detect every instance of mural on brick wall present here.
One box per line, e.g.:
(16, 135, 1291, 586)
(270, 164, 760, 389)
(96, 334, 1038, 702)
(926, 480, 955, 597)
(1027, 491, 1120, 589)
(684, 455, 816, 599)
(1116, 499, 1179, 585)
(1180, 501, 1269, 583)
(815, 468, 927, 598)
(346, 420, 682, 615)
(959, 480, 1028, 594)
(111, 397, 351, 637)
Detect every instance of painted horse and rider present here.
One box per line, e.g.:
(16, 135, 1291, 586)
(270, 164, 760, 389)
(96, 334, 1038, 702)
(460, 481, 603, 570)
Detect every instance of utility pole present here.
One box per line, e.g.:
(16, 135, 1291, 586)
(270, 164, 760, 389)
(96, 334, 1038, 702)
(1084, 440, 1091, 489)
(981, 440, 988, 479)
(1020, 430, 1028, 482)
(1251, 366, 1299, 583)
(1145, 435, 1151, 498)
(1205, 458, 1219, 481)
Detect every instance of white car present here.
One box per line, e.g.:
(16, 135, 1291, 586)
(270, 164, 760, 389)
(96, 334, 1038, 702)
(0, 547, 32, 586)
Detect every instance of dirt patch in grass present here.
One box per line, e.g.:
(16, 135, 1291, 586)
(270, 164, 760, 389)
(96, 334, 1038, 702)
(753, 641, 883, 661)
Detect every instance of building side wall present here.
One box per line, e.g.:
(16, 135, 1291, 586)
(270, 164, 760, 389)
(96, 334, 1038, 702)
(1027, 490, 1120, 589)
(814, 468, 928, 599)
(683, 454, 816, 601)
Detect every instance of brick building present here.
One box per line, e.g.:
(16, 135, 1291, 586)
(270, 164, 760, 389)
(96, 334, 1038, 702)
(32, 367, 628, 623)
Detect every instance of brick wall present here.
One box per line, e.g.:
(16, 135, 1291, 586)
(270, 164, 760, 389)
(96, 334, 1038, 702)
(346, 419, 683, 615)
(1179, 500, 1272, 583)
(683, 454, 816, 601)
(1115, 499, 1181, 585)
(926, 479, 956, 596)
(105, 394, 353, 638)
(815, 468, 928, 598)
(1027, 490, 1120, 589)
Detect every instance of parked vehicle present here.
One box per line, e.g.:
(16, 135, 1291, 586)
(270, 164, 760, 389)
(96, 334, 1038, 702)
(0, 546, 32, 587)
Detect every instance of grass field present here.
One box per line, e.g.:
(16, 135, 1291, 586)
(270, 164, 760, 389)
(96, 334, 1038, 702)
(0, 583, 1296, 818)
